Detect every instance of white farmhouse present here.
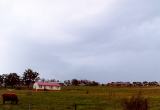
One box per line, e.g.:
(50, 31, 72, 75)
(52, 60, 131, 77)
(33, 82, 61, 91)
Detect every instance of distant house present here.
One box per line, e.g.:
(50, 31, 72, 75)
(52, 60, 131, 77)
(33, 82, 61, 91)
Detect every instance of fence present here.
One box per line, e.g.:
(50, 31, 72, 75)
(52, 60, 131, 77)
(0, 103, 118, 110)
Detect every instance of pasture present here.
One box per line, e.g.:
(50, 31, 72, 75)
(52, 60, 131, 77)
(0, 86, 160, 110)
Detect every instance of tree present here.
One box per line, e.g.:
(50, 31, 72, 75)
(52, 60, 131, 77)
(64, 80, 71, 86)
(71, 79, 79, 86)
(23, 68, 39, 88)
(40, 78, 45, 82)
(0, 75, 4, 86)
(4, 73, 20, 88)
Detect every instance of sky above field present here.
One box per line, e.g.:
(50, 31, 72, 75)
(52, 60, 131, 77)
(0, 0, 160, 83)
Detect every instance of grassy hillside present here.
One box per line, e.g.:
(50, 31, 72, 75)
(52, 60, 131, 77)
(0, 86, 160, 110)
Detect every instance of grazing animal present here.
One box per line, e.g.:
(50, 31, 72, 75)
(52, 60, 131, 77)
(2, 93, 18, 104)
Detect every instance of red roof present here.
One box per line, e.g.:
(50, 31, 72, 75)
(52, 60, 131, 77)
(36, 82, 61, 87)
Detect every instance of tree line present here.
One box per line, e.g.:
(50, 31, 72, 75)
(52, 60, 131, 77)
(0, 68, 39, 88)
(106, 81, 159, 87)
(0, 68, 100, 89)
(1, 68, 159, 88)
(39, 78, 100, 86)
(64, 79, 99, 86)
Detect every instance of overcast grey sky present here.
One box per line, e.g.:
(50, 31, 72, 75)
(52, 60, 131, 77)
(0, 0, 160, 82)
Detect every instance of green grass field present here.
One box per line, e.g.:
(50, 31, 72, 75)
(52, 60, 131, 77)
(0, 86, 160, 110)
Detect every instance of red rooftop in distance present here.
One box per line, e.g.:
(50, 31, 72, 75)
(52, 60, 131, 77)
(36, 82, 61, 86)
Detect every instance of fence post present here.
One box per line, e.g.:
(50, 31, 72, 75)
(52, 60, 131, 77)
(29, 104, 31, 110)
(74, 104, 77, 110)
(27, 90, 32, 110)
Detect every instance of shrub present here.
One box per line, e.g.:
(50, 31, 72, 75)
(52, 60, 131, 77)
(121, 92, 149, 110)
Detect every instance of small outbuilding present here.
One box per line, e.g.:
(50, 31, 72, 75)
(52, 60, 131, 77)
(33, 82, 61, 91)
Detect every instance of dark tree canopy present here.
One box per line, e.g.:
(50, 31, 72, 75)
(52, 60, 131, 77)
(71, 79, 79, 86)
(23, 68, 39, 88)
(4, 73, 20, 88)
(0, 75, 4, 86)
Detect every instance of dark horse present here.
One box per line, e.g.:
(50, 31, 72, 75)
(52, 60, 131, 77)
(2, 93, 18, 104)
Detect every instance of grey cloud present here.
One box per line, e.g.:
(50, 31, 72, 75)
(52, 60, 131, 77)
(1, 0, 160, 82)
